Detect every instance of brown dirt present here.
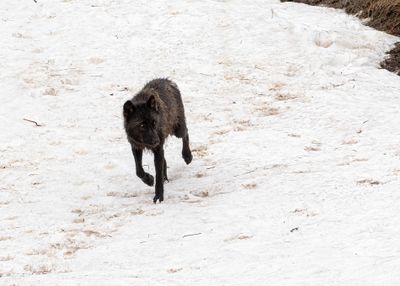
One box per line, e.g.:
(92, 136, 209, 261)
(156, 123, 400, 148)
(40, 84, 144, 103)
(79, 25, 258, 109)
(281, 0, 400, 76)
(381, 42, 400, 75)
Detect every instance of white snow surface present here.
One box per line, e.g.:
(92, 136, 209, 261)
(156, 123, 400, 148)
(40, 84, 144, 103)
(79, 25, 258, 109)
(1, 0, 400, 285)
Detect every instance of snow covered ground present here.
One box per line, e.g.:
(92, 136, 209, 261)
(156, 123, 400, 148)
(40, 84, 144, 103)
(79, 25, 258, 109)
(1, 0, 400, 285)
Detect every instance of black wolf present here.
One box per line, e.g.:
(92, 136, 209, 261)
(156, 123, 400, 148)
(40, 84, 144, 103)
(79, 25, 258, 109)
(123, 78, 192, 203)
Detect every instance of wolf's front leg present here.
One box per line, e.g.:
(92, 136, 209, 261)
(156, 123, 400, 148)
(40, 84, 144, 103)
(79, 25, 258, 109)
(153, 146, 165, 203)
(131, 147, 154, 186)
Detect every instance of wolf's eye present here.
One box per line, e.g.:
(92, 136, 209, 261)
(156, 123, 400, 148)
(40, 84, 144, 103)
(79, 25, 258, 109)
(140, 123, 145, 129)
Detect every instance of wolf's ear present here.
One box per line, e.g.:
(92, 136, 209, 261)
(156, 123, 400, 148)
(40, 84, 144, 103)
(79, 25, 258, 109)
(146, 95, 159, 112)
(123, 100, 135, 117)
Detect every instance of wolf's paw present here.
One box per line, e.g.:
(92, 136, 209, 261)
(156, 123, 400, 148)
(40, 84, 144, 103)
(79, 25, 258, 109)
(141, 173, 154, 186)
(153, 194, 164, 204)
(182, 151, 193, 165)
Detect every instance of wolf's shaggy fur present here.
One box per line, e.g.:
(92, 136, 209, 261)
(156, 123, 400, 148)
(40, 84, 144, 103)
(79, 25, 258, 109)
(123, 78, 192, 203)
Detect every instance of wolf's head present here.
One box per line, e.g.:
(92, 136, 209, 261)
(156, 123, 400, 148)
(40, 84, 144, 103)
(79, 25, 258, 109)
(123, 94, 162, 149)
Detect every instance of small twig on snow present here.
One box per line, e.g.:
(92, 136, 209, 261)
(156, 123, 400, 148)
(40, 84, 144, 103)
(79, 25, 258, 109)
(233, 168, 258, 177)
(199, 73, 213, 77)
(23, 118, 43, 127)
(254, 65, 267, 71)
(332, 83, 345, 88)
(182, 232, 202, 238)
